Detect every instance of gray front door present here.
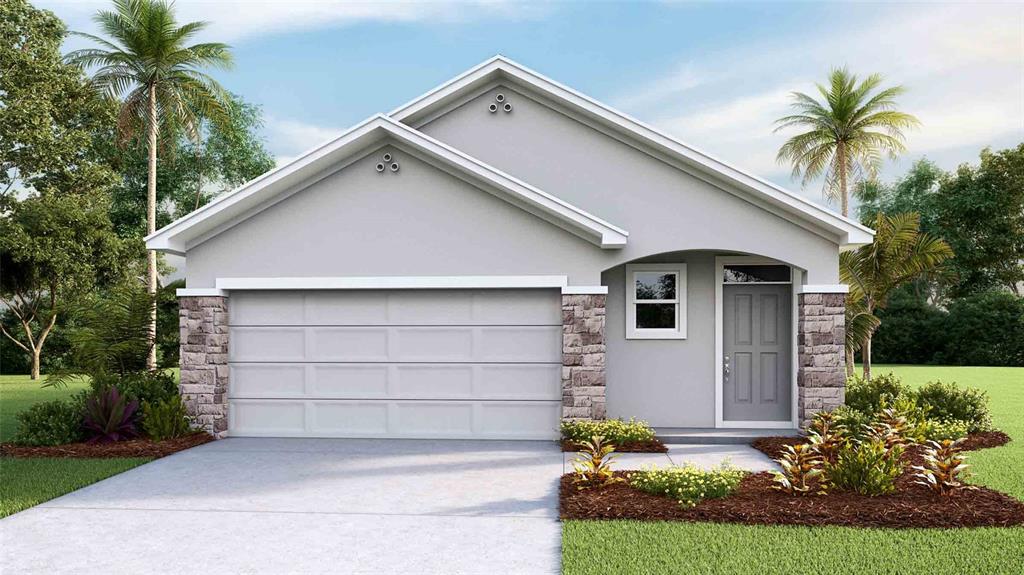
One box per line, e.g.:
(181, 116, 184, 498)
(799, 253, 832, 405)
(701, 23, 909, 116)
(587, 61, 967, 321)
(723, 284, 792, 422)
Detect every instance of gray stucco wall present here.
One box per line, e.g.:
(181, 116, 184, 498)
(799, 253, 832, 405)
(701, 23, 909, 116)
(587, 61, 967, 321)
(419, 84, 841, 284)
(603, 252, 717, 427)
(186, 145, 614, 287)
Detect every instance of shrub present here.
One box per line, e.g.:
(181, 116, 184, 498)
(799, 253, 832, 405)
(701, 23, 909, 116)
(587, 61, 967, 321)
(807, 411, 847, 463)
(918, 419, 970, 442)
(561, 418, 655, 445)
(914, 380, 992, 432)
(870, 287, 947, 364)
(83, 387, 140, 443)
(142, 396, 192, 440)
(845, 373, 909, 414)
(571, 436, 622, 488)
(12, 399, 85, 446)
(98, 370, 178, 407)
(826, 438, 904, 496)
(772, 443, 826, 495)
(830, 406, 872, 441)
(913, 438, 974, 495)
(939, 291, 1024, 367)
(630, 464, 746, 508)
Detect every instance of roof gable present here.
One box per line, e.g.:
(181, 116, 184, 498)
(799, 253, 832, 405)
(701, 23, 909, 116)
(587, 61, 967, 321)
(390, 56, 873, 247)
(145, 115, 628, 255)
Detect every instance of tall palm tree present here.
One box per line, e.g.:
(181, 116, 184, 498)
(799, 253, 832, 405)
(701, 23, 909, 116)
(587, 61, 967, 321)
(67, 0, 232, 369)
(840, 212, 952, 379)
(775, 68, 919, 217)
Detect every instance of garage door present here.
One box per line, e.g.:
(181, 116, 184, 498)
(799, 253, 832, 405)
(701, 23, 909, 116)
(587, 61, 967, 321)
(227, 289, 563, 439)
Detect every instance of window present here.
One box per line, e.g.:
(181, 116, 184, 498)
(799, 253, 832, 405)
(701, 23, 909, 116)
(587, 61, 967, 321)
(723, 264, 791, 284)
(626, 264, 687, 339)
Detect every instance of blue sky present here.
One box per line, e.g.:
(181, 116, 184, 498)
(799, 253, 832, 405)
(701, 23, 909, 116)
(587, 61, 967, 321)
(40, 1, 1024, 208)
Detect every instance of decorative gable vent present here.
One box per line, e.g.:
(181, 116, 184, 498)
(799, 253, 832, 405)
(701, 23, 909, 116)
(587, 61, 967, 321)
(375, 152, 400, 174)
(487, 92, 513, 114)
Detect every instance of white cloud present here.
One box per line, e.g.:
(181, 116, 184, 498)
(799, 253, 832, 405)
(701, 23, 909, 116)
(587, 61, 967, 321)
(263, 116, 344, 161)
(38, 0, 546, 44)
(615, 3, 1024, 200)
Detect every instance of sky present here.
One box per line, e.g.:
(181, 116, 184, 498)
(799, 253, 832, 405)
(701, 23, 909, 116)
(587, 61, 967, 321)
(37, 0, 1024, 209)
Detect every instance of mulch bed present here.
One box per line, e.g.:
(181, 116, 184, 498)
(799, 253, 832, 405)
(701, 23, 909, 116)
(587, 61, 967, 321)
(560, 470, 1024, 528)
(0, 432, 214, 459)
(561, 438, 668, 453)
(750, 430, 1011, 461)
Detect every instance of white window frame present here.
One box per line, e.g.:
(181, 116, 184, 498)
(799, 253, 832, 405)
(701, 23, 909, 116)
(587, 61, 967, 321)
(625, 263, 687, 340)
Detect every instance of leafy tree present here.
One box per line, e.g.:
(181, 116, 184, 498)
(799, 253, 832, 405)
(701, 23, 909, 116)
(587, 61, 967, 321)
(775, 68, 919, 216)
(841, 213, 953, 379)
(940, 291, 1024, 367)
(0, 193, 125, 379)
(0, 0, 117, 203)
(933, 145, 1024, 297)
(107, 93, 275, 238)
(856, 159, 944, 230)
(67, 0, 234, 369)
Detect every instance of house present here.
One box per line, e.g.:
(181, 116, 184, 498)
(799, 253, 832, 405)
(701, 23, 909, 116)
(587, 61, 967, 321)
(146, 57, 872, 440)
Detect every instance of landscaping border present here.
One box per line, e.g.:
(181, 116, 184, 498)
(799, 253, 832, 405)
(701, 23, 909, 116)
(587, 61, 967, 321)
(0, 432, 213, 458)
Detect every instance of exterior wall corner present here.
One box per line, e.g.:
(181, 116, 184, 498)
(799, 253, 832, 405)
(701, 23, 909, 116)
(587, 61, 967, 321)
(796, 292, 846, 428)
(561, 293, 607, 421)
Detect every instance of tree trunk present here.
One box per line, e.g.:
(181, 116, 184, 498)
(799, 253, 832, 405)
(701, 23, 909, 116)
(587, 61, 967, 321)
(837, 142, 849, 217)
(146, 84, 158, 370)
(845, 346, 856, 379)
(862, 337, 872, 380)
(31, 348, 41, 380)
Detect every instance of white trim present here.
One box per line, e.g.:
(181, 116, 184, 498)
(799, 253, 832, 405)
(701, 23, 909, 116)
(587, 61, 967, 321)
(714, 256, 799, 429)
(145, 115, 628, 254)
(213, 275, 569, 291)
(625, 263, 687, 340)
(562, 286, 608, 295)
(176, 288, 227, 297)
(390, 56, 874, 247)
(798, 284, 850, 294)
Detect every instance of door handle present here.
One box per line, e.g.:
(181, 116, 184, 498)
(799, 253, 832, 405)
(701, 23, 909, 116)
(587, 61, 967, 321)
(723, 355, 730, 380)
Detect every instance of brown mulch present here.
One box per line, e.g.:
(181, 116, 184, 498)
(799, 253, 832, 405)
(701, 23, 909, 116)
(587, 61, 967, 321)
(561, 438, 668, 453)
(0, 432, 214, 459)
(560, 470, 1024, 528)
(751, 430, 1011, 461)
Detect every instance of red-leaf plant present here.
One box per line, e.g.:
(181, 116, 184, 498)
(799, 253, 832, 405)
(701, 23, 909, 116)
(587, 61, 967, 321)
(83, 386, 140, 443)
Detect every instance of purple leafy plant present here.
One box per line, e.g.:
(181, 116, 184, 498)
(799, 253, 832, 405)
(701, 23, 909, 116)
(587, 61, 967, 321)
(83, 386, 140, 443)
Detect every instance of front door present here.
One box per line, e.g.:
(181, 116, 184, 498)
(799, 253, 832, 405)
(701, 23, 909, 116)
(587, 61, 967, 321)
(723, 284, 792, 422)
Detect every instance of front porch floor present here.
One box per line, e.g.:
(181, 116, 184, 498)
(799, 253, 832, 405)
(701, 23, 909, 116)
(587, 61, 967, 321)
(654, 427, 801, 445)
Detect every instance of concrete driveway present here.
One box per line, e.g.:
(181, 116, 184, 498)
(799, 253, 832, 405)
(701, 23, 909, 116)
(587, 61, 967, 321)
(0, 438, 564, 575)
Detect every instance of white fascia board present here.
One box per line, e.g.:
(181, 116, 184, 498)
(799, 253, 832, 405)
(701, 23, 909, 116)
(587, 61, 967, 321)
(562, 286, 608, 295)
(145, 114, 628, 253)
(176, 288, 227, 297)
(215, 275, 569, 291)
(797, 284, 850, 294)
(390, 56, 874, 247)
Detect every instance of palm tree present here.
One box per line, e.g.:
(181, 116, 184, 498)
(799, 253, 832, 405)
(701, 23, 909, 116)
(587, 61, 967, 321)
(840, 213, 952, 379)
(67, 0, 233, 369)
(775, 68, 919, 217)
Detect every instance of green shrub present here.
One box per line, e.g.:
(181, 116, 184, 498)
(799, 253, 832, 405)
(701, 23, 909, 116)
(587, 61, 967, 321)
(142, 397, 193, 440)
(917, 418, 970, 442)
(845, 373, 909, 414)
(98, 370, 178, 407)
(630, 464, 746, 508)
(914, 380, 992, 432)
(561, 418, 655, 445)
(825, 438, 904, 496)
(870, 286, 947, 364)
(13, 399, 85, 446)
(830, 406, 872, 441)
(939, 291, 1024, 367)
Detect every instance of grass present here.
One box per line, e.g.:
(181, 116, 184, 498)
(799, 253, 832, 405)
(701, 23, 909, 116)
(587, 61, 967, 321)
(564, 365, 1024, 575)
(0, 457, 151, 517)
(0, 373, 153, 518)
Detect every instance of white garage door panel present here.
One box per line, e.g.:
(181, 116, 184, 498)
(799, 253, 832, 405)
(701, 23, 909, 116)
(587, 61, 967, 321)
(229, 363, 561, 400)
(231, 326, 562, 363)
(230, 399, 560, 439)
(231, 290, 560, 326)
(228, 288, 561, 439)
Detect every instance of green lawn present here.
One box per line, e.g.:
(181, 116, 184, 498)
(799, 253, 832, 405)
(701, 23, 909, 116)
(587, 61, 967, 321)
(0, 374, 152, 518)
(564, 365, 1024, 575)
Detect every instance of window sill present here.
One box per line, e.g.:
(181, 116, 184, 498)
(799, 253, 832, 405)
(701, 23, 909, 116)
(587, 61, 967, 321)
(626, 331, 688, 340)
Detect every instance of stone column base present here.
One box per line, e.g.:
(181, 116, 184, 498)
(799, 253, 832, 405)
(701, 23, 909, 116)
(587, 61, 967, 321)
(797, 292, 846, 428)
(561, 294, 606, 420)
(179, 296, 230, 438)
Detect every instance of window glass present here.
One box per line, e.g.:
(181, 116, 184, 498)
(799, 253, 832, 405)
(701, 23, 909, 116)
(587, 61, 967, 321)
(723, 265, 790, 283)
(635, 272, 676, 300)
(635, 303, 676, 329)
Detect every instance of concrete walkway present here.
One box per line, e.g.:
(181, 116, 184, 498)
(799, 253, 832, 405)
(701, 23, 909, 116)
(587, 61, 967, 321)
(564, 443, 779, 471)
(0, 438, 563, 575)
